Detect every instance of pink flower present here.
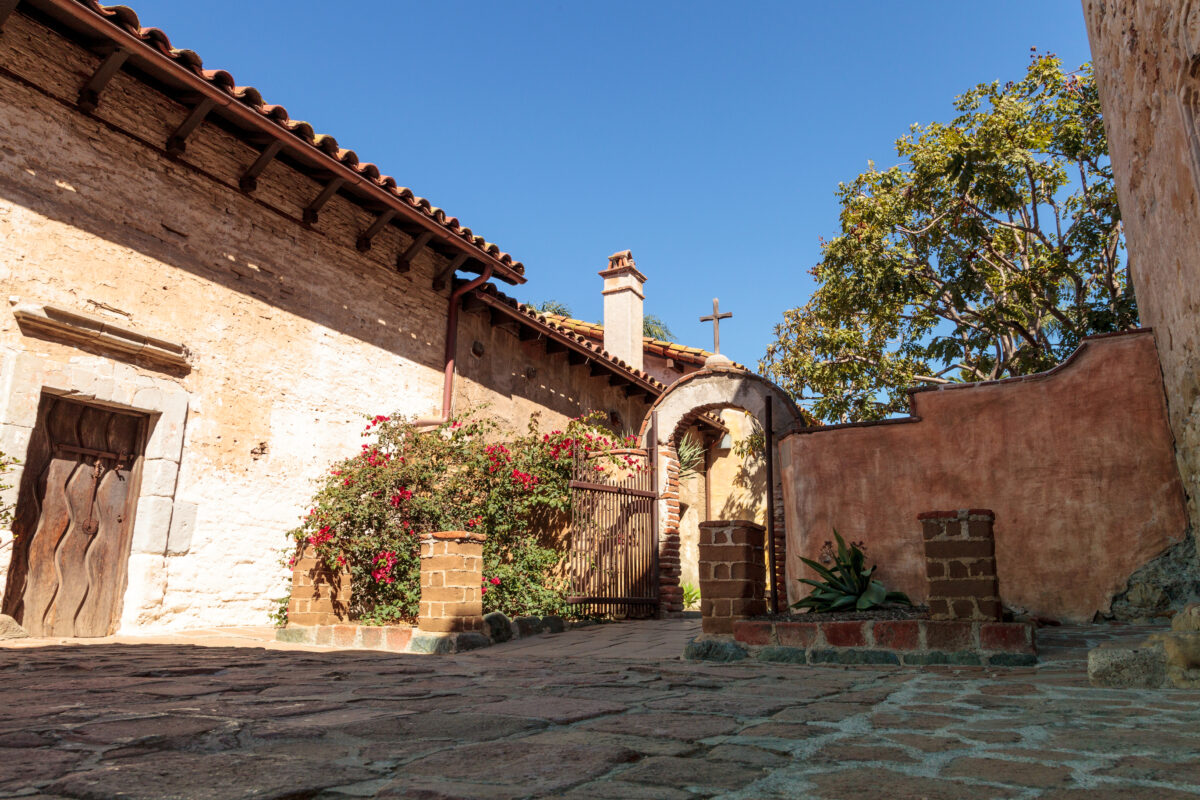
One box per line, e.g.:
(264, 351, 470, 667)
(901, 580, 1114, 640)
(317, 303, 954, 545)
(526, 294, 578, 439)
(490, 577, 501, 586)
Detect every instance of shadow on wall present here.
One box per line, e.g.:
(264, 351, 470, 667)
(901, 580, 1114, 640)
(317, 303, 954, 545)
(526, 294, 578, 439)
(714, 411, 767, 524)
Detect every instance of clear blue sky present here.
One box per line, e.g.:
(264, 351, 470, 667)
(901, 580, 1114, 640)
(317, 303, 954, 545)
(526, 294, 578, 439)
(123, 1, 1093, 369)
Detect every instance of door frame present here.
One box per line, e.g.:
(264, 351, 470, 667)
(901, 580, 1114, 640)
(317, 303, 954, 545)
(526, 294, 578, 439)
(3, 394, 149, 635)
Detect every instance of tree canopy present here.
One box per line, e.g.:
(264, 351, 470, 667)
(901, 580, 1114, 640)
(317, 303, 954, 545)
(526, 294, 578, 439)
(763, 54, 1135, 424)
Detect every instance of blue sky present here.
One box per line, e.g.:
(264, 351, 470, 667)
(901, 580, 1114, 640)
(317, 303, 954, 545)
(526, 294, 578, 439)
(123, 1, 1094, 368)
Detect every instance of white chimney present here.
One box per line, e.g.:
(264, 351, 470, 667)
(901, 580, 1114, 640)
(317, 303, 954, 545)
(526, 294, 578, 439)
(599, 249, 646, 372)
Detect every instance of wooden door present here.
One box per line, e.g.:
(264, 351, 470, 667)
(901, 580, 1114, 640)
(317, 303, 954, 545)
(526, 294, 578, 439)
(2, 395, 146, 637)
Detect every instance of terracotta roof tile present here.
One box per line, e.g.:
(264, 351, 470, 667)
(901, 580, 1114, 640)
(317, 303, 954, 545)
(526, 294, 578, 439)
(470, 285, 665, 391)
(75, 1, 524, 277)
(542, 314, 747, 370)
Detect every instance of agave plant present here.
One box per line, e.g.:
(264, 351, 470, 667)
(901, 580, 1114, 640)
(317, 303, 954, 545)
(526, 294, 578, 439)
(793, 530, 911, 612)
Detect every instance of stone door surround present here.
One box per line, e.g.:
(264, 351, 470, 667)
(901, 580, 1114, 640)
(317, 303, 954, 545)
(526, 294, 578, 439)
(0, 349, 189, 631)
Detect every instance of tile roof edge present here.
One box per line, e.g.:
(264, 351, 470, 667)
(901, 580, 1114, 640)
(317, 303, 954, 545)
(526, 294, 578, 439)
(468, 286, 665, 392)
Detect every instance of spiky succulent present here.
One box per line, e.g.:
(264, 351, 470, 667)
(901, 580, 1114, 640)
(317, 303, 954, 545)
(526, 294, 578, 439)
(792, 529, 911, 612)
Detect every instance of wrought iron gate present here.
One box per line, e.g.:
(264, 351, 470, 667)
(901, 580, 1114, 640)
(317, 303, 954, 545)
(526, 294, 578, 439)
(566, 414, 659, 617)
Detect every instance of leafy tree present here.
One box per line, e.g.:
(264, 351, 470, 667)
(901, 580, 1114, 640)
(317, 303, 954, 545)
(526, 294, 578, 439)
(643, 314, 675, 342)
(763, 55, 1135, 424)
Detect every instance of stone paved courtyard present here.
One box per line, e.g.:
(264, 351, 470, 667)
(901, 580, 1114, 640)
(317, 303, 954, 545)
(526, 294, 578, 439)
(1, 620, 1198, 799)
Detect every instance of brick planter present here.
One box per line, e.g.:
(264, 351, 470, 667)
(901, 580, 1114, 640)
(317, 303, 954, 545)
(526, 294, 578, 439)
(722, 618, 1036, 667)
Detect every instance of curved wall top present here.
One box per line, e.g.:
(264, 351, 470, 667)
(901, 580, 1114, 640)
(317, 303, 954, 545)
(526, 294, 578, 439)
(637, 366, 805, 446)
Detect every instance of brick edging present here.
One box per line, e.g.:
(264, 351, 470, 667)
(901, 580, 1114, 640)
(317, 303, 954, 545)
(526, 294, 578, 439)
(724, 618, 1036, 668)
(276, 613, 566, 654)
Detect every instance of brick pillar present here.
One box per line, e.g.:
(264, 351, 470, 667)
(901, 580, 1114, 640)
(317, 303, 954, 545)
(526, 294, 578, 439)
(287, 546, 351, 626)
(698, 520, 767, 634)
(658, 447, 684, 615)
(920, 509, 1001, 621)
(419, 531, 485, 633)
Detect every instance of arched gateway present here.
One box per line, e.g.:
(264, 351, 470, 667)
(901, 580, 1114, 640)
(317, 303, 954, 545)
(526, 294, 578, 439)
(637, 363, 806, 616)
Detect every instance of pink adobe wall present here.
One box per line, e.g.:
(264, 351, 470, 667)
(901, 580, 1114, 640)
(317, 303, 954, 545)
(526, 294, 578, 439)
(778, 330, 1188, 623)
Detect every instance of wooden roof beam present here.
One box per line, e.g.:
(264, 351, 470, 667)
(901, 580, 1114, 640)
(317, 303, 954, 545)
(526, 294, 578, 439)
(396, 230, 433, 274)
(0, 0, 20, 31)
(567, 350, 587, 366)
(301, 176, 345, 225)
(589, 360, 607, 377)
(165, 97, 215, 157)
(238, 139, 283, 193)
(355, 209, 396, 252)
(518, 325, 539, 342)
(433, 253, 468, 291)
(77, 47, 130, 112)
(545, 339, 566, 355)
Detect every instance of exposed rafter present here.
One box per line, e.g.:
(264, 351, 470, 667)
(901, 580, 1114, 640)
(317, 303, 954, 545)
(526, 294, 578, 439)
(165, 97, 215, 156)
(302, 176, 345, 225)
(77, 47, 130, 112)
(355, 209, 396, 252)
(567, 350, 587, 366)
(238, 139, 284, 193)
(545, 339, 566, 355)
(433, 253, 468, 291)
(396, 230, 433, 274)
(0, 0, 20, 30)
(518, 326, 539, 342)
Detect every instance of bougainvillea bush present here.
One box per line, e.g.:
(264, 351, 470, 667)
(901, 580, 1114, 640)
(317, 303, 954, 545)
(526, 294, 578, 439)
(288, 411, 633, 625)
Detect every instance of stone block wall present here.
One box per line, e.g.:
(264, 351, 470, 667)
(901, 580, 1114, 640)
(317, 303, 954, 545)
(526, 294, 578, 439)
(286, 546, 351, 627)
(1084, 1, 1200, 545)
(419, 532, 485, 633)
(698, 520, 766, 634)
(920, 510, 1001, 621)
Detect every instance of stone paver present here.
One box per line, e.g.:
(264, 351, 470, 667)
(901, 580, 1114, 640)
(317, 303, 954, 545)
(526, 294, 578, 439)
(1, 621, 1199, 798)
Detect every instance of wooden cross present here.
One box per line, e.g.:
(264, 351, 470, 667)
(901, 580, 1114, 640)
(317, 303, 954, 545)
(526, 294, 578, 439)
(699, 298, 732, 354)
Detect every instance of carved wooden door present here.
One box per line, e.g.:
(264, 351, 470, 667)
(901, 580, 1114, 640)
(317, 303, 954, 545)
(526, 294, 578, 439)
(2, 396, 146, 637)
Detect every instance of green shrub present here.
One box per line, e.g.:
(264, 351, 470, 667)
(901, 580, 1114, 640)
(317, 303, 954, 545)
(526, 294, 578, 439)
(681, 582, 701, 610)
(288, 411, 630, 624)
(793, 530, 911, 613)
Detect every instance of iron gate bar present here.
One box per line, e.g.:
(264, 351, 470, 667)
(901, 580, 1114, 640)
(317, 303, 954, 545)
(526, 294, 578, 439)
(567, 480, 656, 498)
(565, 410, 660, 617)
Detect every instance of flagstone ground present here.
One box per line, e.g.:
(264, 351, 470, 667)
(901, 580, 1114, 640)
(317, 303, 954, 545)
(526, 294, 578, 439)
(1, 621, 1198, 799)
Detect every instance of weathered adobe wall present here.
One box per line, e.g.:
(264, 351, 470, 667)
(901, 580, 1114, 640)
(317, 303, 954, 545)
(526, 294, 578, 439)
(0, 13, 645, 631)
(779, 332, 1188, 623)
(454, 309, 650, 438)
(1083, 1, 1200, 542)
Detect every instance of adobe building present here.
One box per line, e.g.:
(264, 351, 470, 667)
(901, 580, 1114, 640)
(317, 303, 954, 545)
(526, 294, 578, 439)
(0, 0, 752, 635)
(1083, 4, 1200, 573)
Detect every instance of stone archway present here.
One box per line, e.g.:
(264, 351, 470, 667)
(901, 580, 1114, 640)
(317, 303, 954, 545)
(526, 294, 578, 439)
(637, 365, 806, 615)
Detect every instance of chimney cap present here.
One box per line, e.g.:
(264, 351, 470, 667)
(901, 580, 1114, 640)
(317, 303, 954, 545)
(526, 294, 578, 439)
(599, 249, 647, 283)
